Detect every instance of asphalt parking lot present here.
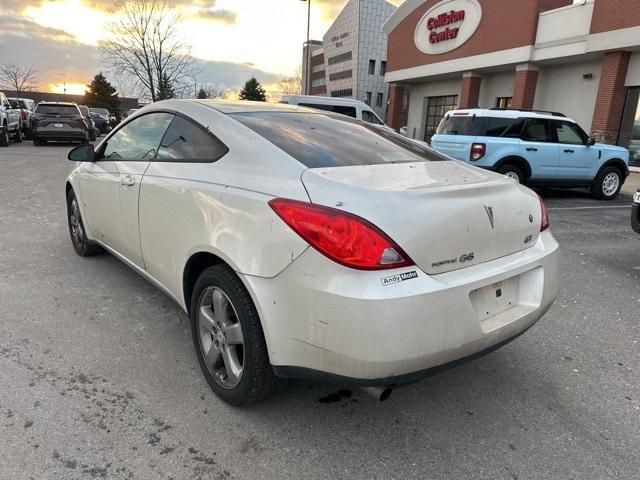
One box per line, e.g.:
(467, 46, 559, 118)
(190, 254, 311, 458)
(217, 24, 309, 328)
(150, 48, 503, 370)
(1, 141, 639, 480)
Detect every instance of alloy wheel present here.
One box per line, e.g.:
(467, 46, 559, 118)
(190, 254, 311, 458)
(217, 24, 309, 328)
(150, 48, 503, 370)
(197, 286, 245, 389)
(69, 197, 85, 246)
(602, 172, 619, 197)
(504, 171, 520, 183)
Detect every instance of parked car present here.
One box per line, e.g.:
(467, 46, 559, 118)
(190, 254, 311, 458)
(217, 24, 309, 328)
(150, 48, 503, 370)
(9, 97, 35, 139)
(0, 91, 22, 146)
(122, 108, 138, 119)
(32, 102, 89, 145)
(280, 95, 387, 127)
(431, 108, 630, 200)
(89, 108, 112, 135)
(632, 189, 640, 234)
(78, 105, 97, 141)
(65, 100, 559, 405)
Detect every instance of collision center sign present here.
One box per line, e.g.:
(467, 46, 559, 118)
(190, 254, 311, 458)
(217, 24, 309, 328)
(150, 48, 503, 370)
(414, 0, 482, 55)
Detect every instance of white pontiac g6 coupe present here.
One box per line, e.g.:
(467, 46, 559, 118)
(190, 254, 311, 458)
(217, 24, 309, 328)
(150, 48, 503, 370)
(65, 100, 559, 405)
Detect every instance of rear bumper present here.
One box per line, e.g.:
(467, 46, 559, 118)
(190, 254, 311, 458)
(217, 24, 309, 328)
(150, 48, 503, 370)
(33, 128, 87, 141)
(245, 231, 560, 384)
(632, 191, 640, 234)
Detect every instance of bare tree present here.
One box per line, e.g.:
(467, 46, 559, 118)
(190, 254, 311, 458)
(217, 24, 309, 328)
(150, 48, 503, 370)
(0, 63, 38, 95)
(205, 86, 227, 99)
(278, 66, 302, 96)
(101, 0, 195, 102)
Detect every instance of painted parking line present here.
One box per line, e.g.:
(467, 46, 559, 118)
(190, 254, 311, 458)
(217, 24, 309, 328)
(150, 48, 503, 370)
(548, 205, 632, 211)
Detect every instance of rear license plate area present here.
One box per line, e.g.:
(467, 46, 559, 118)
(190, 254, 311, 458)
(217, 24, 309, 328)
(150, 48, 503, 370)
(470, 278, 519, 323)
(54, 123, 63, 128)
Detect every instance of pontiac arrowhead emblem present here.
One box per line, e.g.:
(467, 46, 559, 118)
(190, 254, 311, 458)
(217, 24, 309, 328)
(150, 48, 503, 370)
(484, 205, 495, 229)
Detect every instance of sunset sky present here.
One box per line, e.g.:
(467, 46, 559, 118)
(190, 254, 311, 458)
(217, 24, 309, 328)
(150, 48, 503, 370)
(0, 0, 402, 97)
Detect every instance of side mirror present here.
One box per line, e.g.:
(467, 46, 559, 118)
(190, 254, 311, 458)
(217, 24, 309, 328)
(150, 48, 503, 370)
(587, 137, 596, 146)
(68, 144, 95, 162)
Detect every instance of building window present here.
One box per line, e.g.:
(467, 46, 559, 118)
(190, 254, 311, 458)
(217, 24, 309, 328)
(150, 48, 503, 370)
(331, 88, 353, 98)
(328, 51, 352, 65)
(311, 77, 326, 87)
(619, 87, 640, 167)
(424, 95, 458, 142)
(496, 97, 513, 109)
(328, 69, 353, 82)
(376, 92, 383, 108)
(380, 61, 387, 76)
(312, 63, 325, 73)
(368, 59, 376, 75)
(365, 92, 372, 106)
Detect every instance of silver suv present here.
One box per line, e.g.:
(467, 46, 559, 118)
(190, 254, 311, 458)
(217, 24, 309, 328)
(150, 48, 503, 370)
(0, 92, 22, 146)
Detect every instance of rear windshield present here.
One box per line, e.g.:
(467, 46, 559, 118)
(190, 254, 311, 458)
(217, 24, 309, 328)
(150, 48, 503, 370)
(36, 104, 79, 116)
(231, 112, 448, 168)
(436, 115, 525, 138)
(91, 108, 109, 116)
(79, 106, 89, 117)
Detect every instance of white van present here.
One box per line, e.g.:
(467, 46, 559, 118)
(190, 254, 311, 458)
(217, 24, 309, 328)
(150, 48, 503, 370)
(280, 95, 387, 127)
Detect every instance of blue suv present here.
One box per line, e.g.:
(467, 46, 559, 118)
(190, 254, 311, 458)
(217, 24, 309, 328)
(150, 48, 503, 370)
(431, 108, 630, 200)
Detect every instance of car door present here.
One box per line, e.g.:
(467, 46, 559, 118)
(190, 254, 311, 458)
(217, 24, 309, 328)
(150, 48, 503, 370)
(138, 115, 229, 296)
(519, 118, 559, 180)
(552, 120, 599, 180)
(79, 112, 174, 267)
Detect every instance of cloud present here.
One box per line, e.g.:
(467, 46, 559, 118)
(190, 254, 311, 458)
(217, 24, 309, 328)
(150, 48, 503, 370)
(189, 8, 237, 24)
(0, 14, 280, 95)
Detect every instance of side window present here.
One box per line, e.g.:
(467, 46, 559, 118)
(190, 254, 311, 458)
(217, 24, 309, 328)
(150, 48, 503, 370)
(484, 117, 520, 137)
(156, 115, 228, 162)
(521, 119, 552, 142)
(362, 110, 383, 125)
(554, 121, 587, 145)
(103, 113, 174, 161)
(332, 105, 356, 118)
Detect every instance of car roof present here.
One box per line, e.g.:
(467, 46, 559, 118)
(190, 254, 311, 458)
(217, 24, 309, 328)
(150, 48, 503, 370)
(445, 108, 576, 123)
(38, 102, 77, 106)
(281, 95, 370, 108)
(194, 99, 318, 114)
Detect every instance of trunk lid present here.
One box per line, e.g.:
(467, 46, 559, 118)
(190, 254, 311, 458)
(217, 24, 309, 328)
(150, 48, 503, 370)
(300, 161, 542, 275)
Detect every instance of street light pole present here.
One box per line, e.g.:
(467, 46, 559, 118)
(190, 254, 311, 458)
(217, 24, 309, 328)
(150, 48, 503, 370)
(305, 0, 311, 95)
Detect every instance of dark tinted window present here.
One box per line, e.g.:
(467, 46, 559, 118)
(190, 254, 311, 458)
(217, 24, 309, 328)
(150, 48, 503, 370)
(231, 112, 448, 168)
(484, 117, 522, 137)
(103, 112, 173, 161)
(362, 110, 382, 125)
(35, 104, 79, 116)
(79, 106, 90, 118)
(436, 115, 482, 136)
(9, 99, 20, 109)
(521, 119, 552, 142)
(156, 116, 228, 162)
(299, 103, 357, 118)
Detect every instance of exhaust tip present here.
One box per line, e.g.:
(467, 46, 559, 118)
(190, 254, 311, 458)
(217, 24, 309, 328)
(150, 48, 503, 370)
(361, 386, 393, 402)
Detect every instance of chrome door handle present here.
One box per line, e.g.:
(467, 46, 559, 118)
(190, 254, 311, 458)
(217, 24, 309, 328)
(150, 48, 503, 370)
(564, 149, 575, 153)
(121, 175, 135, 186)
(526, 147, 538, 152)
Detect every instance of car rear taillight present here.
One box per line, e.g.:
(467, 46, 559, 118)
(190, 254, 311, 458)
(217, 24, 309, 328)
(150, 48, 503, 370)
(21, 111, 27, 120)
(539, 196, 550, 232)
(470, 143, 486, 161)
(268, 198, 415, 270)
(32, 114, 45, 123)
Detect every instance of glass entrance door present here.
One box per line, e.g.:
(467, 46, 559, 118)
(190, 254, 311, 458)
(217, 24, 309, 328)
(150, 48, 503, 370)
(619, 87, 640, 167)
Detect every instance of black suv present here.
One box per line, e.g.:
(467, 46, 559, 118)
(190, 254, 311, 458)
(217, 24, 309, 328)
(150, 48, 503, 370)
(32, 102, 89, 145)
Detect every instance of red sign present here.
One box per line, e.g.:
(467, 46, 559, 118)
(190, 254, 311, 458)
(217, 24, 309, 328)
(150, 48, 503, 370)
(427, 10, 465, 44)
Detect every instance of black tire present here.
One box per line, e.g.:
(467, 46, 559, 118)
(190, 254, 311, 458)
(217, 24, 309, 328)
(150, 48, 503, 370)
(497, 164, 524, 184)
(89, 131, 96, 142)
(23, 127, 32, 140)
(190, 264, 277, 406)
(591, 166, 622, 200)
(14, 125, 22, 143)
(66, 190, 102, 256)
(0, 126, 8, 147)
(33, 137, 41, 146)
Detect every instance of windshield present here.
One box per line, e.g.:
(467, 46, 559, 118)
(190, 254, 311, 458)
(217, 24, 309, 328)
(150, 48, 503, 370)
(91, 108, 109, 116)
(231, 111, 448, 168)
(35, 105, 79, 116)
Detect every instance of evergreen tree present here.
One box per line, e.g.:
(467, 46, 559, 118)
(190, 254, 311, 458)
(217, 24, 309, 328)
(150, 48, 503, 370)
(197, 87, 208, 99)
(83, 73, 119, 112)
(156, 73, 175, 100)
(238, 77, 266, 102)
